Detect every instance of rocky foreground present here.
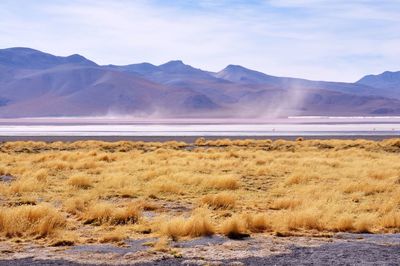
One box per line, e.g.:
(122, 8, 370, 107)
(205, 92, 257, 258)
(1, 234, 399, 265)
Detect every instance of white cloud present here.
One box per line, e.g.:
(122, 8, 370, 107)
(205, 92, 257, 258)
(0, 0, 399, 82)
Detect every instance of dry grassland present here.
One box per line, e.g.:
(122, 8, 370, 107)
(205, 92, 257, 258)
(0, 138, 399, 246)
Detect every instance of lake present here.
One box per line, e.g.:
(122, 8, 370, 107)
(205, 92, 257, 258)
(0, 116, 399, 141)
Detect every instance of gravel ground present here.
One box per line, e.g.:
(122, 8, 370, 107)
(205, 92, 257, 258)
(0, 234, 399, 266)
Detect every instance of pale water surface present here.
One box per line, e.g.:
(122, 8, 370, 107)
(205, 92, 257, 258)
(0, 117, 399, 137)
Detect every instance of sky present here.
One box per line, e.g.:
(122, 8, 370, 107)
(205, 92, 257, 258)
(0, 0, 399, 82)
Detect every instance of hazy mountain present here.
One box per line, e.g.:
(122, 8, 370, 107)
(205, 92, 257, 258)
(0, 47, 399, 117)
(106, 63, 160, 75)
(356, 71, 400, 98)
(0, 47, 96, 69)
(357, 71, 400, 88)
(215, 64, 386, 98)
(159, 60, 203, 74)
(215, 64, 284, 84)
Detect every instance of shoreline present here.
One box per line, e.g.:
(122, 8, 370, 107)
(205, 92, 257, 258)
(0, 135, 400, 143)
(0, 134, 399, 142)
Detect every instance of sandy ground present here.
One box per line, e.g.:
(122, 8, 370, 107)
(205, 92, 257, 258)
(0, 234, 399, 265)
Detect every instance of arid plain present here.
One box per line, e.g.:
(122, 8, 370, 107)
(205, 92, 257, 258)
(0, 138, 400, 264)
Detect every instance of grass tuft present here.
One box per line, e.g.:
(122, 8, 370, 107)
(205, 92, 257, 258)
(0, 204, 65, 238)
(203, 176, 240, 190)
(220, 215, 249, 239)
(67, 175, 93, 189)
(84, 203, 141, 225)
(200, 192, 235, 209)
(160, 208, 215, 240)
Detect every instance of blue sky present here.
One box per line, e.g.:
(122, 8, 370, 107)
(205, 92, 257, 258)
(0, 0, 399, 81)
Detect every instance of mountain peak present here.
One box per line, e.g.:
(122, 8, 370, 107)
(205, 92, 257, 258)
(224, 64, 247, 71)
(0, 47, 96, 69)
(381, 70, 400, 77)
(169, 60, 184, 64)
(216, 64, 278, 84)
(159, 60, 185, 68)
(159, 60, 196, 73)
(63, 54, 97, 67)
(66, 54, 90, 62)
(357, 70, 400, 90)
(3, 47, 42, 53)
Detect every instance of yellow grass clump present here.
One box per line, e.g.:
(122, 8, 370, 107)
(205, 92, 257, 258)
(243, 213, 271, 233)
(50, 231, 78, 247)
(5, 178, 45, 195)
(351, 214, 376, 233)
(0, 204, 65, 237)
(63, 197, 87, 215)
(220, 215, 249, 239)
(100, 229, 127, 243)
(203, 175, 240, 190)
(84, 203, 141, 225)
(332, 216, 355, 232)
(270, 198, 302, 210)
(380, 212, 400, 229)
(67, 175, 93, 189)
(154, 181, 182, 194)
(200, 192, 236, 209)
(285, 211, 324, 231)
(136, 200, 160, 211)
(160, 208, 215, 240)
(34, 169, 49, 183)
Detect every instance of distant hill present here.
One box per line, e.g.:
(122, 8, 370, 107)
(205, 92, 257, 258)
(0, 47, 96, 69)
(356, 71, 400, 98)
(0, 47, 399, 117)
(215, 64, 284, 84)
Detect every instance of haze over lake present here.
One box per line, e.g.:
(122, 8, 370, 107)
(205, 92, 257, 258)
(0, 117, 399, 137)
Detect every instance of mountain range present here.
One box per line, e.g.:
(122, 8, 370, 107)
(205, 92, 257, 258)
(0, 47, 399, 118)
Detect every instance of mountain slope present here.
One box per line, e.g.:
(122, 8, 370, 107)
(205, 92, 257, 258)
(106, 63, 160, 75)
(357, 71, 400, 88)
(356, 71, 400, 98)
(215, 64, 283, 84)
(0, 65, 222, 117)
(0, 47, 399, 117)
(215, 65, 387, 98)
(0, 67, 159, 116)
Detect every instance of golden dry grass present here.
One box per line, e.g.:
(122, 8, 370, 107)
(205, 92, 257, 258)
(270, 198, 302, 210)
(63, 197, 87, 215)
(0, 204, 65, 237)
(203, 175, 240, 190)
(83, 203, 141, 225)
(0, 138, 399, 244)
(200, 192, 236, 209)
(220, 215, 248, 238)
(243, 213, 271, 233)
(100, 229, 127, 243)
(159, 208, 215, 240)
(381, 212, 400, 229)
(67, 175, 93, 189)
